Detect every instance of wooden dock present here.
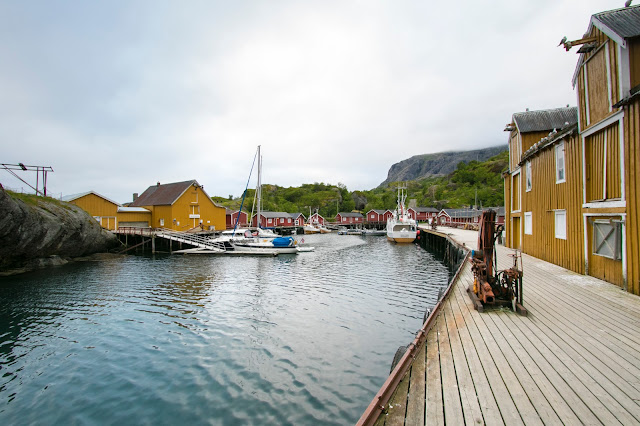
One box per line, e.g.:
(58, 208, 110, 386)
(363, 228, 640, 425)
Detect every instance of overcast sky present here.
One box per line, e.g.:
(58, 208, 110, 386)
(0, 0, 627, 203)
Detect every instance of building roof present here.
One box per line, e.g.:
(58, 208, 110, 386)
(257, 211, 295, 218)
(337, 212, 364, 218)
(367, 209, 389, 214)
(289, 212, 305, 220)
(485, 206, 505, 217)
(131, 180, 201, 207)
(573, 5, 640, 87)
(512, 107, 578, 133)
(439, 208, 483, 219)
(117, 206, 151, 213)
(62, 191, 120, 206)
(520, 122, 579, 166)
(593, 5, 640, 41)
(410, 207, 439, 213)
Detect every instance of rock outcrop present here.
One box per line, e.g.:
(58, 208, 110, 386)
(380, 145, 507, 187)
(0, 188, 119, 273)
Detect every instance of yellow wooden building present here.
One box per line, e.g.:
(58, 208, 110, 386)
(505, 5, 640, 295)
(130, 180, 226, 231)
(63, 191, 152, 230)
(504, 108, 584, 274)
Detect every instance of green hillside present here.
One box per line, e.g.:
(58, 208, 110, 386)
(212, 150, 508, 218)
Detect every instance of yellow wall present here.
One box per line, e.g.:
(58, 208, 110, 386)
(576, 29, 621, 132)
(117, 211, 151, 225)
(138, 184, 226, 231)
(68, 193, 118, 230)
(520, 134, 585, 273)
(69, 193, 118, 217)
(624, 98, 640, 295)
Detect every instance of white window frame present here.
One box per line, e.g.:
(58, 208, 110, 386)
(555, 210, 567, 240)
(525, 161, 532, 192)
(524, 212, 532, 235)
(159, 218, 164, 227)
(511, 170, 521, 213)
(555, 142, 566, 184)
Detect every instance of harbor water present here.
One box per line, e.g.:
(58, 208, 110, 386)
(0, 233, 450, 425)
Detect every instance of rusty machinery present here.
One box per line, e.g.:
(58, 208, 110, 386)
(469, 209, 526, 315)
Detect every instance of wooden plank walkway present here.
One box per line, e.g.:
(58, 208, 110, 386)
(373, 228, 640, 425)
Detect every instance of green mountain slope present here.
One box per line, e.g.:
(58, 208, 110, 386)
(213, 149, 508, 218)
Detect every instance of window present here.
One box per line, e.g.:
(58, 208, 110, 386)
(524, 212, 532, 235)
(593, 220, 622, 260)
(555, 142, 565, 183)
(159, 218, 164, 227)
(555, 210, 566, 239)
(525, 161, 532, 192)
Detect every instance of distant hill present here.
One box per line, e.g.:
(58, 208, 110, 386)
(380, 145, 508, 187)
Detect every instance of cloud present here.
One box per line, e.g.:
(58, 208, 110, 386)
(0, 0, 625, 202)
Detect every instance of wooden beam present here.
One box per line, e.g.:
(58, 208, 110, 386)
(565, 36, 598, 51)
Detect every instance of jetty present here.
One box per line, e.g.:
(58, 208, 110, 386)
(359, 227, 640, 425)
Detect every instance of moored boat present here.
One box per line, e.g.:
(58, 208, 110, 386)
(386, 185, 417, 243)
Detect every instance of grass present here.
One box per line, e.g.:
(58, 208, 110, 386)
(5, 190, 71, 209)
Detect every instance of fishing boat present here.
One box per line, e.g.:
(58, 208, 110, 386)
(303, 223, 320, 234)
(386, 185, 417, 243)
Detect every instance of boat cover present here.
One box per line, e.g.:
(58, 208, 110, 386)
(272, 237, 294, 247)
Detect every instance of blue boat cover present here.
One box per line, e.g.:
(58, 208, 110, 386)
(272, 237, 293, 247)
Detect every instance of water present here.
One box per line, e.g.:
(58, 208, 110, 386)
(0, 233, 449, 425)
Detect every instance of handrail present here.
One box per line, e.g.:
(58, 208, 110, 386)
(114, 227, 226, 252)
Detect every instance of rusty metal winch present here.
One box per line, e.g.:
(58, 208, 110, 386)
(469, 209, 526, 315)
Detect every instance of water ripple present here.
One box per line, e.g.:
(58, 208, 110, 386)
(0, 233, 449, 424)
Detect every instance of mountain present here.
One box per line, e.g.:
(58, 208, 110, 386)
(380, 145, 508, 187)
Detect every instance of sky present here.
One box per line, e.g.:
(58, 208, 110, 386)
(0, 0, 629, 203)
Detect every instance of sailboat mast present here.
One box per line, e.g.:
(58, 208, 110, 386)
(257, 145, 261, 230)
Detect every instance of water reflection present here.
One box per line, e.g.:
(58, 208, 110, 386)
(0, 234, 449, 424)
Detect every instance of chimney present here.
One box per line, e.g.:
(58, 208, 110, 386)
(157, 181, 161, 186)
(133, 193, 138, 201)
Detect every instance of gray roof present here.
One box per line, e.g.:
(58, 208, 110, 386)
(367, 209, 389, 214)
(485, 207, 505, 217)
(513, 107, 578, 133)
(520, 123, 579, 165)
(410, 207, 439, 213)
(439, 208, 482, 219)
(117, 206, 150, 213)
(337, 212, 363, 218)
(593, 5, 640, 40)
(257, 211, 294, 218)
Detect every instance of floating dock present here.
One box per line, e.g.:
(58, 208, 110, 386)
(359, 228, 640, 425)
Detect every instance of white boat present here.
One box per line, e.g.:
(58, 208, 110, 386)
(218, 146, 313, 254)
(386, 185, 417, 243)
(362, 228, 386, 236)
(303, 224, 320, 234)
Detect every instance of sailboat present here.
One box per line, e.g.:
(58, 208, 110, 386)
(210, 146, 313, 254)
(386, 185, 417, 243)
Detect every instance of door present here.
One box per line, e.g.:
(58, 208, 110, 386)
(512, 217, 521, 250)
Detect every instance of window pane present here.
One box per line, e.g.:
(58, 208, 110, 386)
(524, 212, 532, 235)
(556, 143, 565, 182)
(555, 210, 566, 239)
(593, 221, 621, 259)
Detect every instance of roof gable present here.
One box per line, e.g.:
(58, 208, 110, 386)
(131, 180, 199, 207)
(513, 107, 578, 133)
(592, 5, 640, 44)
(62, 191, 120, 207)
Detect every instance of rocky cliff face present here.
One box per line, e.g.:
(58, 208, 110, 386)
(380, 145, 507, 186)
(0, 188, 119, 273)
